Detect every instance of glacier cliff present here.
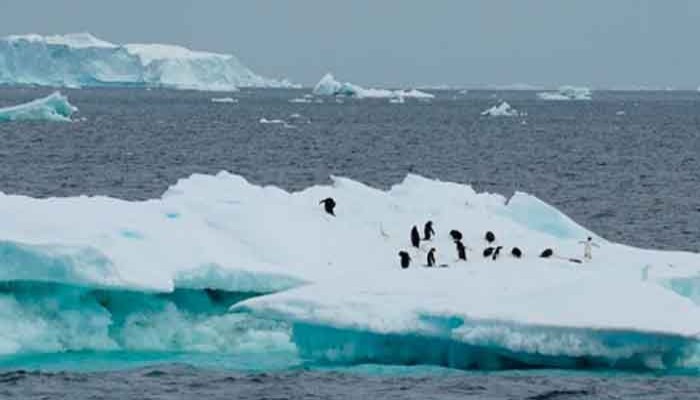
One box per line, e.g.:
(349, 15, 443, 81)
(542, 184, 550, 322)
(0, 33, 293, 91)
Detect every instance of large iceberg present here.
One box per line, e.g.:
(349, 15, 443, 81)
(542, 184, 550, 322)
(0, 91, 77, 122)
(0, 33, 293, 91)
(537, 86, 592, 101)
(0, 172, 700, 370)
(312, 73, 434, 100)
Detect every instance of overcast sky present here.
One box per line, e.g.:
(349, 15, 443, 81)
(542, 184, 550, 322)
(1, 0, 698, 88)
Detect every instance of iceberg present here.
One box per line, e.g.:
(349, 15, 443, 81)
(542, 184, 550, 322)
(0, 33, 293, 91)
(211, 97, 238, 104)
(1, 172, 700, 370)
(537, 86, 592, 101)
(0, 92, 77, 122)
(480, 101, 523, 117)
(312, 73, 434, 100)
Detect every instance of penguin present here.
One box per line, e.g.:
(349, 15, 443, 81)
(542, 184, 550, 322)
(423, 221, 435, 241)
(319, 197, 336, 216)
(427, 248, 436, 267)
(410, 226, 421, 248)
(492, 246, 503, 260)
(456, 240, 467, 261)
(483, 247, 495, 258)
(511, 247, 522, 258)
(449, 230, 463, 241)
(398, 251, 411, 269)
(485, 231, 496, 244)
(540, 248, 554, 258)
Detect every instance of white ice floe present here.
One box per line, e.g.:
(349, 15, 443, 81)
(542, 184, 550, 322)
(211, 97, 238, 104)
(1, 172, 700, 369)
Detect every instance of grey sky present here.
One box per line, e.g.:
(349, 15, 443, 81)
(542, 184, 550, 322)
(0, 0, 698, 88)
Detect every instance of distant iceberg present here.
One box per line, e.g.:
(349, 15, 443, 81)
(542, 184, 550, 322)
(312, 73, 434, 100)
(0, 33, 295, 91)
(211, 97, 238, 104)
(537, 86, 592, 100)
(0, 92, 77, 122)
(481, 101, 523, 117)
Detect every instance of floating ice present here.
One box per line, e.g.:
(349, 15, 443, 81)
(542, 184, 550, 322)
(0, 172, 700, 370)
(211, 97, 238, 104)
(0, 33, 294, 91)
(480, 101, 523, 117)
(537, 86, 592, 101)
(312, 73, 434, 100)
(289, 97, 313, 103)
(259, 118, 285, 124)
(0, 92, 77, 122)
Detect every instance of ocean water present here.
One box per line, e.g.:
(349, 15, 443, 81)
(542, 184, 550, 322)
(1, 87, 700, 398)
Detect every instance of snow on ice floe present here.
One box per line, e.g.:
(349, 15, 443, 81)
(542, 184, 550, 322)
(0, 92, 77, 122)
(480, 101, 524, 117)
(3, 172, 700, 368)
(0, 33, 296, 91)
(537, 86, 592, 101)
(211, 97, 238, 104)
(312, 73, 434, 100)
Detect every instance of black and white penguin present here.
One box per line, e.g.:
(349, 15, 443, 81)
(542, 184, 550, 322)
(511, 247, 522, 258)
(410, 226, 421, 248)
(492, 246, 503, 260)
(449, 230, 463, 242)
(423, 221, 435, 241)
(319, 197, 336, 216)
(427, 248, 436, 267)
(485, 231, 496, 244)
(398, 251, 411, 269)
(456, 240, 467, 261)
(540, 248, 554, 258)
(483, 247, 495, 258)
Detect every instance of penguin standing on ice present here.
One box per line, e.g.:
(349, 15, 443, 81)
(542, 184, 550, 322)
(511, 247, 522, 258)
(449, 230, 463, 242)
(319, 197, 336, 216)
(410, 226, 421, 248)
(427, 248, 436, 267)
(492, 246, 503, 260)
(485, 231, 496, 244)
(398, 251, 411, 269)
(455, 240, 467, 261)
(423, 221, 435, 241)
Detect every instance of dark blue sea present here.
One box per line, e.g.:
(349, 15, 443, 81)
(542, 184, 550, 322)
(1, 87, 700, 399)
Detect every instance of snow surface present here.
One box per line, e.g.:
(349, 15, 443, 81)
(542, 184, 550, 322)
(0, 172, 700, 368)
(0, 33, 293, 91)
(537, 86, 592, 101)
(1, 172, 700, 368)
(0, 92, 77, 122)
(312, 73, 434, 100)
(481, 101, 523, 117)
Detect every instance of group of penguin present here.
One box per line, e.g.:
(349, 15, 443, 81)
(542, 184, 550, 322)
(398, 221, 556, 269)
(317, 197, 556, 270)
